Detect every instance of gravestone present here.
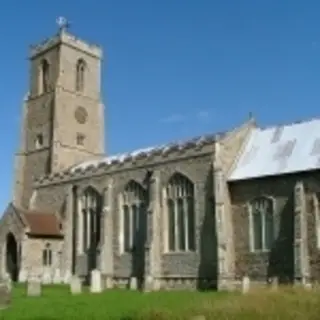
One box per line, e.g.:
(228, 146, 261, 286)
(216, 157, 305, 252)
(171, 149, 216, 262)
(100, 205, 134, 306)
(0, 282, 11, 309)
(242, 276, 250, 294)
(70, 276, 82, 294)
(90, 269, 102, 293)
(129, 277, 138, 290)
(52, 269, 61, 284)
(27, 279, 41, 297)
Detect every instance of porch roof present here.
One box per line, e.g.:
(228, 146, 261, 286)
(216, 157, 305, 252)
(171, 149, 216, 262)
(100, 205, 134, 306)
(13, 205, 63, 238)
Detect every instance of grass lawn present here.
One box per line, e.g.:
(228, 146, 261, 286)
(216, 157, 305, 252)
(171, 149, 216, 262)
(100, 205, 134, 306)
(0, 285, 319, 319)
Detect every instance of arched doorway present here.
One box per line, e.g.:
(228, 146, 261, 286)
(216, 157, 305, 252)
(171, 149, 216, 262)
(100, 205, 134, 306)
(6, 233, 18, 282)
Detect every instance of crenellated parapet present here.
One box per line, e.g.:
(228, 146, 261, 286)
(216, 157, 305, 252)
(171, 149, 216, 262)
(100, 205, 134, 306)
(29, 30, 102, 59)
(34, 133, 219, 187)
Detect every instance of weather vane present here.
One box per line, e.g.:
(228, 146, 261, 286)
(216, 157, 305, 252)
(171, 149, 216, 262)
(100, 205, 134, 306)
(56, 16, 70, 32)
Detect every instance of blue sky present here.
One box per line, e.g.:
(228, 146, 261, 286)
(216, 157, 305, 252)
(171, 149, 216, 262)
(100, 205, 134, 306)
(0, 0, 320, 212)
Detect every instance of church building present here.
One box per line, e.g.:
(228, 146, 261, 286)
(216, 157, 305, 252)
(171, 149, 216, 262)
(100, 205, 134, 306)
(0, 23, 319, 290)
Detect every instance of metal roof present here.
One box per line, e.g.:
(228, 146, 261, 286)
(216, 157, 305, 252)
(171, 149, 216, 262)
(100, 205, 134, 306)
(228, 118, 320, 181)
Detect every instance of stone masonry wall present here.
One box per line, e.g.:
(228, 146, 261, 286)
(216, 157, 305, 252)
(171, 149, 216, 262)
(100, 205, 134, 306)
(34, 149, 216, 288)
(22, 237, 63, 280)
(229, 172, 320, 284)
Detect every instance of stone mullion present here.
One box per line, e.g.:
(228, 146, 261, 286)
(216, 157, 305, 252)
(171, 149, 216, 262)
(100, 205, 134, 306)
(77, 195, 84, 254)
(184, 197, 189, 251)
(174, 198, 179, 251)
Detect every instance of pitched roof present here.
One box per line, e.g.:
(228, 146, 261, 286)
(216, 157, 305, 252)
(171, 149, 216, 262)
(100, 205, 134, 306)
(13, 205, 63, 238)
(69, 133, 221, 173)
(228, 118, 320, 181)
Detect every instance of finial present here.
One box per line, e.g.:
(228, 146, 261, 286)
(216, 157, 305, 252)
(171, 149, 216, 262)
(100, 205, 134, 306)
(249, 111, 254, 120)
(56, 16, 70, 33)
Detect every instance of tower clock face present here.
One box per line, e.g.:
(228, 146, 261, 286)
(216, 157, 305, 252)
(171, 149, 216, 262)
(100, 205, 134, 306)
(74, 106, 88, 124)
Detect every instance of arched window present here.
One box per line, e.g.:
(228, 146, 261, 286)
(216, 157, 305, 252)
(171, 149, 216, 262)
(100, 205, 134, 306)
(76, 59, 86, 92)
(42, 243, 52, 266)
(40, 59, 50, 93)
(166, 173, 195, 252)
(249, 197, 275, 252)
(81, 187, 102, 251)
(122, 181, 147, 253)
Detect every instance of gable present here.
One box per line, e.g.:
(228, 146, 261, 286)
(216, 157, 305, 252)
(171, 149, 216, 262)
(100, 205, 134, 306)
(0, 203, 26, 241)
(228, 118, 320, 181)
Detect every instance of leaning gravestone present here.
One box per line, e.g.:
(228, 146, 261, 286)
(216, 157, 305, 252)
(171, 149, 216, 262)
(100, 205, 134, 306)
(0, 281, 11, 309)
(27, 279, 42, 297)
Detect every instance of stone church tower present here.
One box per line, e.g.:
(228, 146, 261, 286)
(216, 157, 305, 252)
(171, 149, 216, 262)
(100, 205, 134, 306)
(13, 24, 105, 209)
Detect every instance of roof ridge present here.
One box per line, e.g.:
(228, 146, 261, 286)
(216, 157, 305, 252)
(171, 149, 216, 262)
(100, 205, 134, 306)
(258, 116, 320, 131)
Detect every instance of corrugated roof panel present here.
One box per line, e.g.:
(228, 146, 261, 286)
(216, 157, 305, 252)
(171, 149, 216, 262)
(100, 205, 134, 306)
(228, 118, 320, 181)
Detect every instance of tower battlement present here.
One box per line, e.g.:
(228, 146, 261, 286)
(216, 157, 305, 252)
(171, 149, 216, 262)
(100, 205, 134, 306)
(29, 30, 102, 59)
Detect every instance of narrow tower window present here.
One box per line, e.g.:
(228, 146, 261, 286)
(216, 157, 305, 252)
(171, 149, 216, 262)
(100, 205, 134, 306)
(41, 59, 50, 93)
(35, 134, 44, 149)
(76, 133, 85, 146)
(76, 59, 86, 92)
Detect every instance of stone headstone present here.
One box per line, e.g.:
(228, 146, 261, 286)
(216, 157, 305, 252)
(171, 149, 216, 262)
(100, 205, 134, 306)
(90, 269, 102, 293)
(129, 277, 138, 290)
(242, 276, 250, 294)
(18, 270, 28, 283)
(0, 282, 11, 309)
(52, 269, 62, 284)
(42, 268, 52, 284)
(27, 279, 41, 297)
(70, 276, 82, 294)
